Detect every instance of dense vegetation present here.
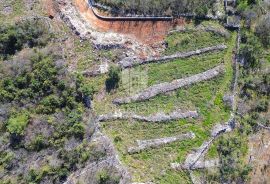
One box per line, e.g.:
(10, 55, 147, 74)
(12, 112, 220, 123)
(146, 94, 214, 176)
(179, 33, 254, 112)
(206, 0, 270, 182)
(0, 19, 50, 59)
(95, 0, 216, 16)
(0, 18, 99, 184)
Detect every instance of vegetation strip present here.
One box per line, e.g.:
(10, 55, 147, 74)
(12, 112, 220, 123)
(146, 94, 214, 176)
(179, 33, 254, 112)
(88, 0, 173, 21)
(119, 44, 227, 68)
(113, 65, 225, 104)
(97, 110, 198, 122)
(128, 132, 195, 154)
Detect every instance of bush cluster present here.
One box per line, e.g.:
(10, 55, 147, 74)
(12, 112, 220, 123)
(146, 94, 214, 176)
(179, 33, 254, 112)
(95, 0, 215, 16)
(0, 19, 50, 59)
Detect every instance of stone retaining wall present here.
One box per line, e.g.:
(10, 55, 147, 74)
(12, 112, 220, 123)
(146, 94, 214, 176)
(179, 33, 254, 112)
(97, 110, 198, 123)
(171, 119, 235, 170)
(113, 65, 225, 104)
(128, 132, 195, 154)
(119, 45, 227, 68)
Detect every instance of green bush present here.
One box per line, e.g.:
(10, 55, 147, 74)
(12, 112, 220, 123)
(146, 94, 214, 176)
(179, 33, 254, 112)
(28, 135, 47, 151)
(95, 0, 215, 16)
(70, 123, 85, 139)
(96, 170, 120, 184)
(0, 151, 15, 170)
(255, 99, 269, 112)
(255, 15, 270, 48)
(105, 66, 120, 92)
(6, 113, 29, 135)
(0, 19, 50, 59)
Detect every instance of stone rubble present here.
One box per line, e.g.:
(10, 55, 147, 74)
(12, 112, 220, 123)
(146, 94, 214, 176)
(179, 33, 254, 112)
(97, 110, 199, 123)
(128, 132, 195, 154)
(119, 45, 227, 68)
(113, 65, 225, 104)
(81, 62, 109, 77)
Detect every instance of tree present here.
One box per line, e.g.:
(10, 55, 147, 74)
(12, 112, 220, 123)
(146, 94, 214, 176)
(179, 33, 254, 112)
(105, 66, 120, 92)
(255, 14, 270, 48)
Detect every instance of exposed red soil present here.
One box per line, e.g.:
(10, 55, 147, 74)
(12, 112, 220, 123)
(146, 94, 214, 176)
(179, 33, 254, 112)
(74, 0, 187, 45)
(43, 0, 57, 18)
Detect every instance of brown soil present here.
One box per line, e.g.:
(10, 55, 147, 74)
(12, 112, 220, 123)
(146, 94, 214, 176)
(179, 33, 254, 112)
(248, 130, 270, 184)
(73, 0, 186, 45)
(43, 0, 57, 18)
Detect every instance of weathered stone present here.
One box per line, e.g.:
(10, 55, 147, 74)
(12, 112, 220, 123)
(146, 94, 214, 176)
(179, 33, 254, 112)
(172, 158, 219, 170)
(119, 45, 227, 68)
(113, 65, 225, 104)
(128, 132, 195, 154)
(2, 6, 13, 15)
(81, 62, 109, 77)
(211, 121, 234, 137)
(97, 110, 199, 123)
(171, 119, 235, 170)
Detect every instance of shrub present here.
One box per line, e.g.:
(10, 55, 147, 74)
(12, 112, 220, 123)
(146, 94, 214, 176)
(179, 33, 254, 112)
(105, 66, 120, 92)
(0, 151, 15, 170)
(255, 99, 269, 112)
(96, 170, 120, 184)
(0, 19, 50, 59)
(38, 95, 61, 114)
(6, 113, 29, 135)
(70, 123, 85, 139)
(28, 135, 47, 151)
(255, 14, 270, 48)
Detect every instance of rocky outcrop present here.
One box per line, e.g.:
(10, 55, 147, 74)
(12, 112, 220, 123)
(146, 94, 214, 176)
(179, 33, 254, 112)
(179, 138, 215, 170)
(97, 110, 198, 123)
(211, 120, 234, 137)
(119, 45, 227, 68)
(81, 62, 109, 77)
(113, 65, 225, 104)
(128, 132, 195, 154)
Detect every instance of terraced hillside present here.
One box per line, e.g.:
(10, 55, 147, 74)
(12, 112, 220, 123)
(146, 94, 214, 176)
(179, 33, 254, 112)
(90, 21, 238, 183)
(1, 0, 269, 184)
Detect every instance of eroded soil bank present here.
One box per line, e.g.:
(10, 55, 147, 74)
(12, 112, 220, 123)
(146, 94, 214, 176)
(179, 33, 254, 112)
(74, 0, 186, 45)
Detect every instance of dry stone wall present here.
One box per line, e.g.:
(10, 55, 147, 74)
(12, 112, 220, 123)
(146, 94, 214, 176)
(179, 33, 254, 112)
(97, 110, 198, 123)
(113, 65, 225, 104)
(128, 132, 195, 154)
(171, 119, 235, 170)
(119, 45, 227, 68)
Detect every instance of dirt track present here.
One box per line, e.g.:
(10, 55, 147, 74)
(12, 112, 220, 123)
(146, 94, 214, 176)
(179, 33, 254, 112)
(74, 0, 186, 45)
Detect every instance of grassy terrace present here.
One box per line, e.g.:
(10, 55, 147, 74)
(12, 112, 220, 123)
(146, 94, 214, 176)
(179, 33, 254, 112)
(164, 22, 228, 55)
(89, 21, 237, 183)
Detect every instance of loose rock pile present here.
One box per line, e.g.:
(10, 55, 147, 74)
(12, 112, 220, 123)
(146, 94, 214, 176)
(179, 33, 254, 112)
(97, 110, 198, 123)
(113, 65, 225, 104)
(128, 132, 195, 154)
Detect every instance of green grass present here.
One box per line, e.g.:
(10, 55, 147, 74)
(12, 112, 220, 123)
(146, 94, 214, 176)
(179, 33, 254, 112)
(141, 51, 225, 86)
(92, 24, 237, 183)
(164, 30, 226, 55)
